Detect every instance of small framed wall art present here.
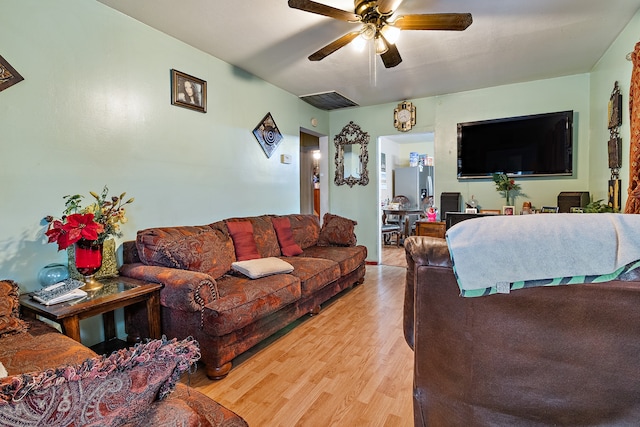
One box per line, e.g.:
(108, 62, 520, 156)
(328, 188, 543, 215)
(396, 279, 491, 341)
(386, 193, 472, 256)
(0, 55, 24, 93)
(171, 69, 206, 113)
(253, 112, 283, 158)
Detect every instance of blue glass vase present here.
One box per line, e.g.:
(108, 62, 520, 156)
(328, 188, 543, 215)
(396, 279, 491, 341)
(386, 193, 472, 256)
(37, 263, 70, 287)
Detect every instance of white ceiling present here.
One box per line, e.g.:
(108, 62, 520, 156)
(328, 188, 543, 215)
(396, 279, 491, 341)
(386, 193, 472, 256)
(97, 0, 640, 108)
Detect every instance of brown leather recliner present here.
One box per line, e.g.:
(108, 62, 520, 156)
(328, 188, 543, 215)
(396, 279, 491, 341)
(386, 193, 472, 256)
(403, 235, 640, 426)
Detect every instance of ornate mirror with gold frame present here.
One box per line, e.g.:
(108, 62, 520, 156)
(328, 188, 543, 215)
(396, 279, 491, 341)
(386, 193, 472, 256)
(334, 121, 369, 187)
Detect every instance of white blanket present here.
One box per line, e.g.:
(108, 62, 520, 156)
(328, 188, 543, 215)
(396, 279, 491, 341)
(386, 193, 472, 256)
(446, 213, 640, 293)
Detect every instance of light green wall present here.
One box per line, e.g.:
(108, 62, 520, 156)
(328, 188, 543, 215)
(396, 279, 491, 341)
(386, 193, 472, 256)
(329, 9, 639, 263)
(436, 75, 591, 209)
(589, 11, 640, 207)
(330, 76, 591, 262)
(0, 0, 328, 343)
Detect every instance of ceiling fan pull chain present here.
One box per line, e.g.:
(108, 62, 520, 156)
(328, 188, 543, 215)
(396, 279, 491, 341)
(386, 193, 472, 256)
(369, 39, 377, 87)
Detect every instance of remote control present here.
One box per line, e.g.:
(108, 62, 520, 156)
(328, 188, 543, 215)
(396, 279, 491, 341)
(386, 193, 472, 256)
(32, 278, 85, 304)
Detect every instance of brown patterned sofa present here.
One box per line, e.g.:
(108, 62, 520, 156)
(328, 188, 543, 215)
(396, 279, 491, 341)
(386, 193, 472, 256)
(120, 213, 367, 380)
(0, 280, 247, 426)
(403, 235, 640, 426)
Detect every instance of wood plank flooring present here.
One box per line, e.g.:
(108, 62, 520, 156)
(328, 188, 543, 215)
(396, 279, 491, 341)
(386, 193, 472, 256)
(181, 264, 413, 426)
(381, 245, 408, 268)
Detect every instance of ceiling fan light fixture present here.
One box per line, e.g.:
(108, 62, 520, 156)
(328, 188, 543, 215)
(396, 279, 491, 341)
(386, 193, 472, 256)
(352, 35, 367, 51)
(375, 36, 388, 54)
(360, 22, 377, 40)
(380, 24, 401, 44)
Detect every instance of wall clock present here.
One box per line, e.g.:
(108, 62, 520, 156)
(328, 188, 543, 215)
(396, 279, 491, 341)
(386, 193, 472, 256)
(394, 101, 416, 132)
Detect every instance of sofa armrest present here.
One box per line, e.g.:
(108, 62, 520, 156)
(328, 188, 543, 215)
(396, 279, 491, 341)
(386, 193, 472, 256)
(120, 263, 219, 312)
(0, 338, 200, 425)
(404, 235, 452, 268)
(403, 236, 452, 350)
(138, 383, 248, 426)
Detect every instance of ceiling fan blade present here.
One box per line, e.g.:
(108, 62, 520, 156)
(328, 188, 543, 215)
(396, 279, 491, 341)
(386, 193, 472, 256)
(309, 31, 361, 61)
(379, 37, 402, 68)
(376, 0, 404, 15)
(393, 13, 473, 31)
(288, 0, 361, 22)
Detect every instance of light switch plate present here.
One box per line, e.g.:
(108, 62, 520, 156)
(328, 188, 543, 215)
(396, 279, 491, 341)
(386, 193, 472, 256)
(281, 154, 292, 164)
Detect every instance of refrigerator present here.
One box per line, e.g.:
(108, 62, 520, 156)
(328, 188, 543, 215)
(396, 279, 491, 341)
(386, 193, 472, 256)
(394, 165, 434, 209)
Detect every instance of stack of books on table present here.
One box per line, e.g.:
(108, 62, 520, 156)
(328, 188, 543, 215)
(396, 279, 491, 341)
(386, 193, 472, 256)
(32, 278, 87, 305)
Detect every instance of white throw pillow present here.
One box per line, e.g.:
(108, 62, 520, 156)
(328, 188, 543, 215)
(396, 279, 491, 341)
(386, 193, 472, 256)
(0, 361, 7, 378)
(232, 257, 294, 279)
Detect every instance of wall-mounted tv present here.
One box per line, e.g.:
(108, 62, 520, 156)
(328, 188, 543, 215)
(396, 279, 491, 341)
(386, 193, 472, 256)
(457, 110, 573, 179)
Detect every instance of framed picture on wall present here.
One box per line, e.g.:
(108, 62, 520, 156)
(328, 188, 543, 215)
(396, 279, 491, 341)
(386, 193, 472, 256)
(0, 55, 24, 93)
(171, 69, 207, 113)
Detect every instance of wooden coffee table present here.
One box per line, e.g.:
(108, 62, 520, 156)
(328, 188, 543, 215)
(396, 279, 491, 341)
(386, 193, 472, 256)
(20, 276, 162, 347)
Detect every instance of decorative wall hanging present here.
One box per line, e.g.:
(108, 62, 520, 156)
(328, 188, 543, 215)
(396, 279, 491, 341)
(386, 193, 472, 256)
(253, 112, 283, 158)
(626, 41, 640, 214)
(171, 69, 207, 113)
(334, 121, 369, 187)
(608, 81, 622, 211)
(0, 55, 24, 92)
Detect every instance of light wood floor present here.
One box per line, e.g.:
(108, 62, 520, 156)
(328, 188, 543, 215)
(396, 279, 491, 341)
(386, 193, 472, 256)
(181, 264, 413, 426)
(381, 244, 408, 268)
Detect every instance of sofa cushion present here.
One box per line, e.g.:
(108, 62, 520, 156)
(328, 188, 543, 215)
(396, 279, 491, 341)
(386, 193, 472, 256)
(283, 214, 321, 249)
(302, 245, 368, 276)
(226, 215, 281, 258)
(318, 213, 357, 246)
(282, 257, 341, 297)
(136, 225, 235, 280)
(0, 280, 28, 338)
(272, 216, 303, 256)
(226, 220, 260, 261)
(0, 320, 96, 377)
(203, 274, 301, 336)
(0, 337, 200, 426)
(232, 257, 294, 279)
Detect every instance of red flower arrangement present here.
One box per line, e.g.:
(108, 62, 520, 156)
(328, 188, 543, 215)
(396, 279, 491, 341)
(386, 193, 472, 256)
(45, 213, 104, 250)
(44, 186, 133, 251)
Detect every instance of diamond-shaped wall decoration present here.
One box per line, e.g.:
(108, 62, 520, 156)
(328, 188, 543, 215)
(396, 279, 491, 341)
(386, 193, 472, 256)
(252, 112, 283, 158)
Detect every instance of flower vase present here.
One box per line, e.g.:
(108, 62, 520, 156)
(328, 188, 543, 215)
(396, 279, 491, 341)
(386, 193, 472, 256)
(74, 239, 103, 291)
(68, 238, 118, 282)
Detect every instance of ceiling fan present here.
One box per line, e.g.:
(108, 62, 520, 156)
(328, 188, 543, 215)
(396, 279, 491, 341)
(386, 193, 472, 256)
(288, 0, 472, 68)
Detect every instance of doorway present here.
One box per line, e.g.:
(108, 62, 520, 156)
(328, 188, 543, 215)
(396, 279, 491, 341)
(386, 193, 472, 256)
(379, 132, 435, 266)
(299, 129, 328, 219)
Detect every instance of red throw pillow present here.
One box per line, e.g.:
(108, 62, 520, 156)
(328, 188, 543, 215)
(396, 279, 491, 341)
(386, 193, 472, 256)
(272, 217, 303, 257)
(226, 221, 260, 261)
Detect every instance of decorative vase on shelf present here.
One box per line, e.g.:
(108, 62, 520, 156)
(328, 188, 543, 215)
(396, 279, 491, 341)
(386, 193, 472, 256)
(73, 238, 103, 291)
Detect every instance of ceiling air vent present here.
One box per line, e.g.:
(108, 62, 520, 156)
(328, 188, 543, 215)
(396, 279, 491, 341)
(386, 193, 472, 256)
(299, 91, 358, 111)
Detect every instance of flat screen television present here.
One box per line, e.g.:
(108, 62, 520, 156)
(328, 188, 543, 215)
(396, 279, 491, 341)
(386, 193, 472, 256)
(457, 110, 573, 179)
